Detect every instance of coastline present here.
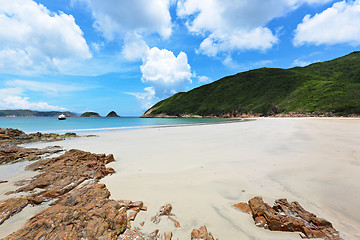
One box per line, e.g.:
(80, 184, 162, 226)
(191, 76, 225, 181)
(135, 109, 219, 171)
(1, 118, 360, 239)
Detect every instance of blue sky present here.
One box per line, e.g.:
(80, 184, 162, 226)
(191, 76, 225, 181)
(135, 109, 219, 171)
(0, 0, 359, 116)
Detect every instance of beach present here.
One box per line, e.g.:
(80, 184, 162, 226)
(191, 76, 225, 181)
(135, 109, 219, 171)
(1, 118, 360, 239)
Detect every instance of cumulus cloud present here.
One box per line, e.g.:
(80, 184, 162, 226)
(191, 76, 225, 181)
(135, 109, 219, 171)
(140, 47, 192, 98)
(0, 0, 91, 74)
(75, 0, 173, 40)
(294, 0, 360, 46)
(177, 0, 332, 57)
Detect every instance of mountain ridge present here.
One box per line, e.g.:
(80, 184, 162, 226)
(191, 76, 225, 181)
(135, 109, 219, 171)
(142, 52, 360, 118)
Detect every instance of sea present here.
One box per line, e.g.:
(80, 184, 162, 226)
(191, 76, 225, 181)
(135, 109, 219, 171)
(0, 117, 239, 134)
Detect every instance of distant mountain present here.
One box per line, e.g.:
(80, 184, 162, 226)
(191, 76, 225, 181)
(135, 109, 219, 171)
(142, 52, 360, 118)
(80, 112, 101, 117)
(0, 110, 77, 117)
(106, 111, 120, 117)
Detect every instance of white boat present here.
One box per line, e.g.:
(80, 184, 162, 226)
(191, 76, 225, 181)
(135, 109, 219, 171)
(58, 114, 66, 120)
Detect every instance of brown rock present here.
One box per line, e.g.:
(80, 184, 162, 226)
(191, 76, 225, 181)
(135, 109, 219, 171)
(191, 226, 217, 240)
(233, 202, 251, 214)
(151, 204, 173, 224)
(4, 183, 128, 240)
(0, 180, 7, 184)
(1, 149, 116, 225)
(0, 128, 78, 148)
(119, 228, 145, 240)
(0, 146, 62, 164)
(164, 232, 173, 240)
(0, 198, 29, 225)
(236, 196, 342, 240)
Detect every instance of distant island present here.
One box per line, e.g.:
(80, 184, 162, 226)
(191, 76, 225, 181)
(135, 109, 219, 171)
(80, 112, 101, 117)
(142, 51, 360, 118)
(0, 110, 77, 117)
(106, 111, 120, 117)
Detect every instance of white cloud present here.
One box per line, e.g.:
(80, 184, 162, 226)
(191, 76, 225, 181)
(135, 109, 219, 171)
(0, 0, 91, 74)
(122, 33, 149, 61)
(294, 0, 360, 46)
(140, 47, 192, 98)
(126, 87, 158, 110)
(5, 80, 86, 95)
(292, 58, 320, 67)
(76, 0, 173, 40)
(198, 75, 211, 84)
(0, 96, 66, 111)
(177, 0, 332, 57)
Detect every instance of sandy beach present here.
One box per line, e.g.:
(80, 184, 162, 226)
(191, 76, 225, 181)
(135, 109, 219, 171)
(1, 118, 360, 239)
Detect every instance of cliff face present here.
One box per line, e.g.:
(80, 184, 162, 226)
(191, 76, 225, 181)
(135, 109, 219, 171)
(142, 52, 360, 118)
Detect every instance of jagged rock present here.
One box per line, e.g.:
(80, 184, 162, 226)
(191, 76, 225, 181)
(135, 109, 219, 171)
(233, 202, 251, 214)
(0, 146, 62, 164)
(1, 149, 116, 225)
(0, 198, 29, 225)
(151, 204, 180, 228)
(4, 184, 128, 240)
(0, 128, 78, 149)
(191, 226, 217, 240)
(148, 229, 160, 240)
(235, 196, 342, 240)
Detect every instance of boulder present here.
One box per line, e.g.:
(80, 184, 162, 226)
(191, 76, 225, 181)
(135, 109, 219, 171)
(234, 196, 342, 240)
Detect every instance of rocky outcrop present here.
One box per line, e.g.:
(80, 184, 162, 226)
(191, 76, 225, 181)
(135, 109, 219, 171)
(4, 183, 129, 240)
(0, 146, 62, 164)
(234, 196, 342, 240)
(0, 128, 78, 148)
(106, 111, 120, 117)
(1, 150, 116, 225)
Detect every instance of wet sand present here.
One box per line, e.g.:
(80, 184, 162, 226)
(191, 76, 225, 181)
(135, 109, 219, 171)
(1, 118, 360, 239)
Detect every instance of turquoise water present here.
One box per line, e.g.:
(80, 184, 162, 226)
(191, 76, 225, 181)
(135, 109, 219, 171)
(0, 117, 238, 134)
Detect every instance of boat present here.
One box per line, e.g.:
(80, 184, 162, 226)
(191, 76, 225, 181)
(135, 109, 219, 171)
(58, 114, 66, 120)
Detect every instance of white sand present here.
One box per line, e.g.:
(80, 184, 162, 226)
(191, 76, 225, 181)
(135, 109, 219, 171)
(1, 118, 360, 239)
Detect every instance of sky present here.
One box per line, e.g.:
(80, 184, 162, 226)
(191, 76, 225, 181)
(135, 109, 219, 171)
(0, 0, 359, 116)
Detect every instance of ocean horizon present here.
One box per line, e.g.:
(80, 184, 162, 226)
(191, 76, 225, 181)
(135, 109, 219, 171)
(0, 117, 238, 134)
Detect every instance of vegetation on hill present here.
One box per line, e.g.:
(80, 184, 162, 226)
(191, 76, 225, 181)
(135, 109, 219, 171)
(0, 110, 77, 117)
(142, 52, 360, 117)
(80, 112, 101, 117)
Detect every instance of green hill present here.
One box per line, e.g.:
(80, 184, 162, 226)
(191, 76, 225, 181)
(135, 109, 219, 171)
(80, 112, 101, 117)
(0, 110, 77, 117)
(142, 52, 360, 117)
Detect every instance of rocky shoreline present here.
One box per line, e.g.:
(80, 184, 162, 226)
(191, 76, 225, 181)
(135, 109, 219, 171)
(0, 128, 343, 239)
(140, 111, 360, 118)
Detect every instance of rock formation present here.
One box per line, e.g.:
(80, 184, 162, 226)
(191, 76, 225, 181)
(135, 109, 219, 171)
(106, 111, 120, 117)
(80, 111, 101, 117)
(234, 196, 342, 240)
(151, 204, 181, 228)
(0, 128, 78, 148)
(191, 226, 218, 240)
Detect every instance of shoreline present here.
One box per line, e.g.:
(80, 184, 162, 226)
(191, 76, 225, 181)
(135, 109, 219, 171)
(1, 118, 360, 239)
